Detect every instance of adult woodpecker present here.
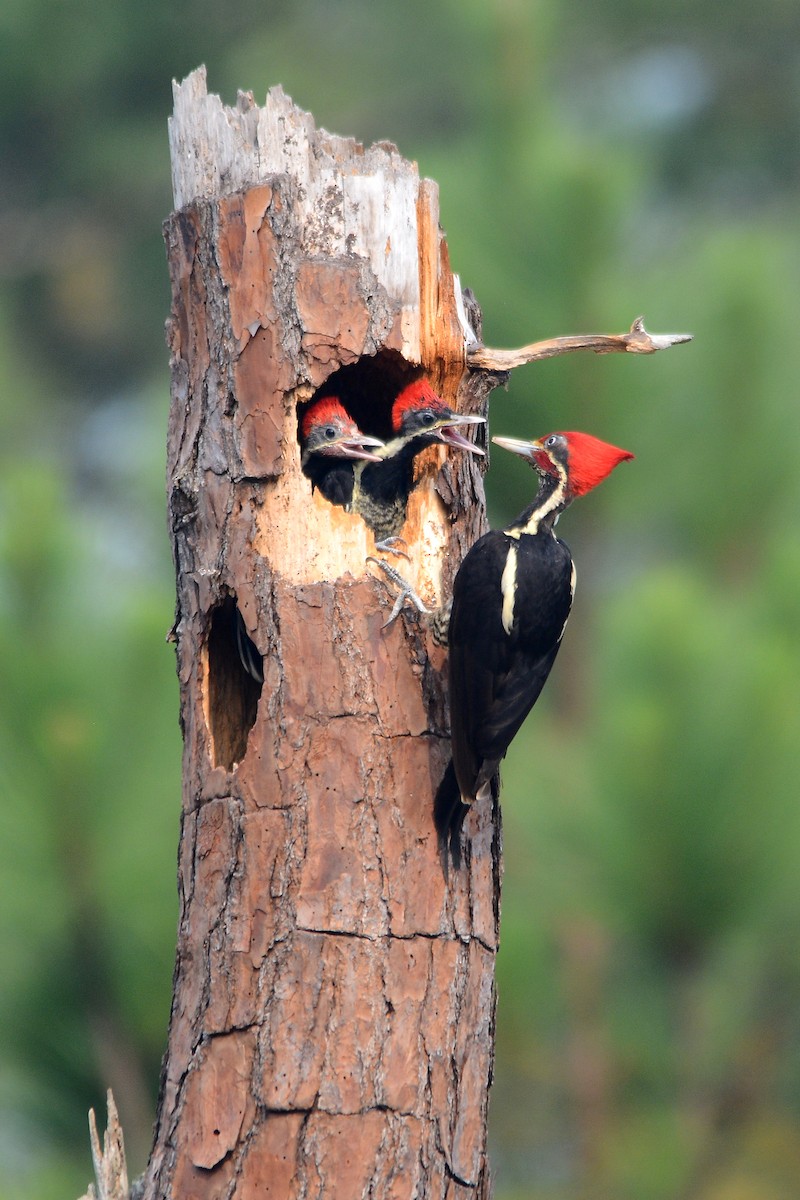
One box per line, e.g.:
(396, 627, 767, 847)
(303, 379, 485, 550)
(436, 429, 634, 870)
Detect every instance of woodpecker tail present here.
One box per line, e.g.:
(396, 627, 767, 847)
(434, 760, 500, 878)
(434, 759, 469, 877)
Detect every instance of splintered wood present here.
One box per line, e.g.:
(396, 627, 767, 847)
(79, 1091, 129, 1200)
(167, 69, 478, 604)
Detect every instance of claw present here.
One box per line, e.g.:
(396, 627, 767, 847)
(367, 557, 431, 627)
(373, 535, 410, 561)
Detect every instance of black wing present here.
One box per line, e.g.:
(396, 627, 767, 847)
(303, 458, 355, 508)
(448, 531, 573, 801)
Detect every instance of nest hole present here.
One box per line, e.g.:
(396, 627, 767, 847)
(296, 349, 420, 447)
(207, 596, 262, 770)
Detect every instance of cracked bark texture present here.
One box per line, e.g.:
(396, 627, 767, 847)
(144, 68, 505, 1200)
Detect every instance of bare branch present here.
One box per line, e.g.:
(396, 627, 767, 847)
(467, 315, 693, 371)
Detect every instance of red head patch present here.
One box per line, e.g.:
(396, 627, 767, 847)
(301, 396, 352, 441)
(559, 431, 634, 496)
(391, 379, 449, 433)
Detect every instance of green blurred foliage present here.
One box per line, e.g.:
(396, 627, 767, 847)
(1, 0, 799, 1196)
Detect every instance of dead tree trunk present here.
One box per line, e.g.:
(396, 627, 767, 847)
(144, 68, 503, 1199)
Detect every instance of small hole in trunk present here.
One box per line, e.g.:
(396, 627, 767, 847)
(207, 597, 262, 770)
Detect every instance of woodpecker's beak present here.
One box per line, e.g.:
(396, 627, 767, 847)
(437, 413, 486, 455)
(334, 434, 384, 462)
(492, 435, 541, 458)
(303, 430, 385, 466)
(492, 435, 552, 469)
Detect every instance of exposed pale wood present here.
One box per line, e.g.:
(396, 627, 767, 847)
(417, 178, 469, 395)
(468, 314, 693, 370)
(78, 1091, 130, 1200)
(169, 67, 473, 372)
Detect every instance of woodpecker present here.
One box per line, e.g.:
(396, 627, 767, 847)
(436, 430, 634, 870)
(300, 395, 385, 504)
(355, 379, 485, 549)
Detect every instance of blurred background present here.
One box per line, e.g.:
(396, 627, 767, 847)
(1, 1, 799, 1197)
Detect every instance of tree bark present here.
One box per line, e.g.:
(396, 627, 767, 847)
(143, 68, 503, 1199)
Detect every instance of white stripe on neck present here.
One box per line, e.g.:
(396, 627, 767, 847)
(506, 466, 568, 539)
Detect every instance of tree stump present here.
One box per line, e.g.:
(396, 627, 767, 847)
(144, 67, 502, 1199)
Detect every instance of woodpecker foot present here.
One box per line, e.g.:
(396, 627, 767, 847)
(373, 535, 410, 560)
(367, 557, 431, 628)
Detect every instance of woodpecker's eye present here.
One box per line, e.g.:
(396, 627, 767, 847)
(324, 425, 338, 439)
(420, 410, 436, 426)
(545, 435, 558, 448)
